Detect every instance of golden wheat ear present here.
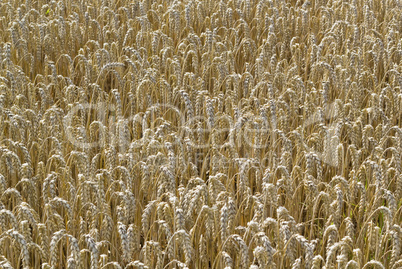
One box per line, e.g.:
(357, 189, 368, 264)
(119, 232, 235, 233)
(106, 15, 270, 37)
(0, 0, 400, 267)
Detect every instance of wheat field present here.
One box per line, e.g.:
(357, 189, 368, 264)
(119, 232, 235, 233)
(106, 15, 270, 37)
(0, 0, 401, 268)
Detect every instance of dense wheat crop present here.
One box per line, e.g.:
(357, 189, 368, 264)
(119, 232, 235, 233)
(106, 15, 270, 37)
(0, 0, 401, 268)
